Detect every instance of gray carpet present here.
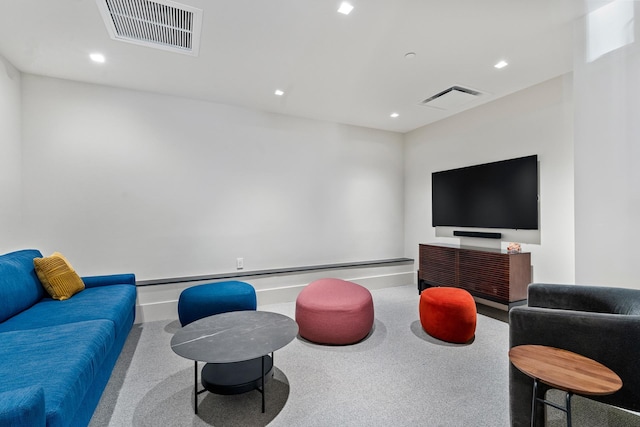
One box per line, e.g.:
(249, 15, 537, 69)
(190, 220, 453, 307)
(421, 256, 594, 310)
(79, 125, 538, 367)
(89, 285, 640, 426)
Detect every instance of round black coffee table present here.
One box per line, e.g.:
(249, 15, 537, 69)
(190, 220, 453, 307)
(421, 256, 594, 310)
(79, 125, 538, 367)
(170, 310, 298, 414)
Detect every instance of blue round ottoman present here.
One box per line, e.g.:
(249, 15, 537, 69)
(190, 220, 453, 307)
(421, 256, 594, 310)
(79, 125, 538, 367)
(178, 281, 257, 326)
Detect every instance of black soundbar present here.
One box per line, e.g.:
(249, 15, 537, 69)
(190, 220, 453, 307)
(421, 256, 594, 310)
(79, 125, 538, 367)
(453, 230, 502, 239)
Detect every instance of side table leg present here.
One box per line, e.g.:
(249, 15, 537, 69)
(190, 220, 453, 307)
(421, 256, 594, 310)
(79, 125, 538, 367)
(566, 392, 573, 427)
(530, 379, 538, 427)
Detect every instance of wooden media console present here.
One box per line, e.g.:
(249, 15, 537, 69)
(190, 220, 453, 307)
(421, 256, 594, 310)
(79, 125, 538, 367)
(418, 243, 532, 310)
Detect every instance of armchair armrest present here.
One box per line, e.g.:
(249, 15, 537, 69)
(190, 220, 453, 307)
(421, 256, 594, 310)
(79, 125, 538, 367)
(0, 385, 45, 427)
(528, 283, 640, 314)
(509, 305, 640, 426)
(81, 273, 136, 288)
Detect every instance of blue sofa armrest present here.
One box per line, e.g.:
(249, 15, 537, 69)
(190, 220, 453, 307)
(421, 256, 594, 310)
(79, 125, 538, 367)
(82, 273, 136, 288)
(0, 385, 46, 427)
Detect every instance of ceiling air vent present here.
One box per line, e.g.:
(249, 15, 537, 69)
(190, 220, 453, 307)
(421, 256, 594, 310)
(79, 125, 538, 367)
(420, 86, 481, 110)
(96, 0, 202, 56)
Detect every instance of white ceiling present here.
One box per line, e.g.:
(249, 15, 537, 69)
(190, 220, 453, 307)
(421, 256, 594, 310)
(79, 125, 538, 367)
(0, 0, 585, 133)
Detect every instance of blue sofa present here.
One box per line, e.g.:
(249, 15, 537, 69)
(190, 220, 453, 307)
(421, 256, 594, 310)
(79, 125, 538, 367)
(0, 249, 137, 426)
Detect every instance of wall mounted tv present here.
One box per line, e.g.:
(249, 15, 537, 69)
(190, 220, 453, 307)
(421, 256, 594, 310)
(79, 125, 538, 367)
(431, 155, 538, 230)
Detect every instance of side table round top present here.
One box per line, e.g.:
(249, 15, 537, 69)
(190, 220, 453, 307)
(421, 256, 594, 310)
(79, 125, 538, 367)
(509, 344, 622, 396)
(171, 310, 298, 364)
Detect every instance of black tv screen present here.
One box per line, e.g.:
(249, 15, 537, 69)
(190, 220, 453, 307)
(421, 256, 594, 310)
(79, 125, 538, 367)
(432, 155, 538, 229)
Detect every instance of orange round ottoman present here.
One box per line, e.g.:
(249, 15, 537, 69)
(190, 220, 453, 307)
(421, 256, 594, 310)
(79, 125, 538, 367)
(295, 278, 374, 345)
(419, 287, 476, 343)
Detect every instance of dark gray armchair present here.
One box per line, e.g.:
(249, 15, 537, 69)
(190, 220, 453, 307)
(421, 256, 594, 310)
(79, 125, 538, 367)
(509, 283, 640, 426)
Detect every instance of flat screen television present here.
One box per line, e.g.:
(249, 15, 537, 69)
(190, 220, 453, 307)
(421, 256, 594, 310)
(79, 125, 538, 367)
(431, 155, 538, 230)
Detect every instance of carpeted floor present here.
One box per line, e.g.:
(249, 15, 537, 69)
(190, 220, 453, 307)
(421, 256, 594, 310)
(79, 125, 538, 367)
(89, 285, 640, 426)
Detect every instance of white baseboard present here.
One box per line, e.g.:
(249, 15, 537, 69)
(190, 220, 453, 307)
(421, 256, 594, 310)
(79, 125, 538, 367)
(134, 269, 415, 324)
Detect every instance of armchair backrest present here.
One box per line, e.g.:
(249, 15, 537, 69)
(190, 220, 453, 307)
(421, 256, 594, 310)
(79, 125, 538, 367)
(527, 283, 640, 315)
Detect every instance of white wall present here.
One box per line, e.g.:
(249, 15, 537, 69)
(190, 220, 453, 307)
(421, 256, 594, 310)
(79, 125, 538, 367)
(0, 54, 22, 252)
(20, 75, 405, 282)
(573, 3, 640, 289)
(404, 76, 575, 284)
(4, 58, 598, 321)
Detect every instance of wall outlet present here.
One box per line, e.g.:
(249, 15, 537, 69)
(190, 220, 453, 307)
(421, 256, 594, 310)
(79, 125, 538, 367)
(236, 257, 244, 270)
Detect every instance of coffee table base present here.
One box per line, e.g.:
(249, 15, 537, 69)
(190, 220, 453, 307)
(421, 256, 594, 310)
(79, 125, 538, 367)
(202, 356, 274, 395)
(193, 355, 274, 414)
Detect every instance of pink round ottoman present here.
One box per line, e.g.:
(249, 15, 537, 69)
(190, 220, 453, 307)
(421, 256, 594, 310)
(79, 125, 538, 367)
(295, 278, 374, 345)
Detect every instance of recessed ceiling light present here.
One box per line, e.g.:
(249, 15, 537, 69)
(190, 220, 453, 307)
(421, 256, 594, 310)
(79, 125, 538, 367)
(90, 53, 105, 63)
(274, 89, 284, 96)
(404, 52, 416, 59)
(390, 112, 399, 118)
(494, 60, 508, 69)
(338, 2, 354, 15)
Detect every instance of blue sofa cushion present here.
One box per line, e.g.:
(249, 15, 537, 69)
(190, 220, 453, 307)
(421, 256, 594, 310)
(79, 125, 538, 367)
(0, 284, 136, 334)
(0, 249, 45, 322)
(0, 386, 45, 427)
(0, 320, 115, 427)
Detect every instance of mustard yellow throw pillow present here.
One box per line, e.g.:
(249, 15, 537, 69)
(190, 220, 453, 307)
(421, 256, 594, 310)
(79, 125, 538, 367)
(33, 252, 85, 300)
